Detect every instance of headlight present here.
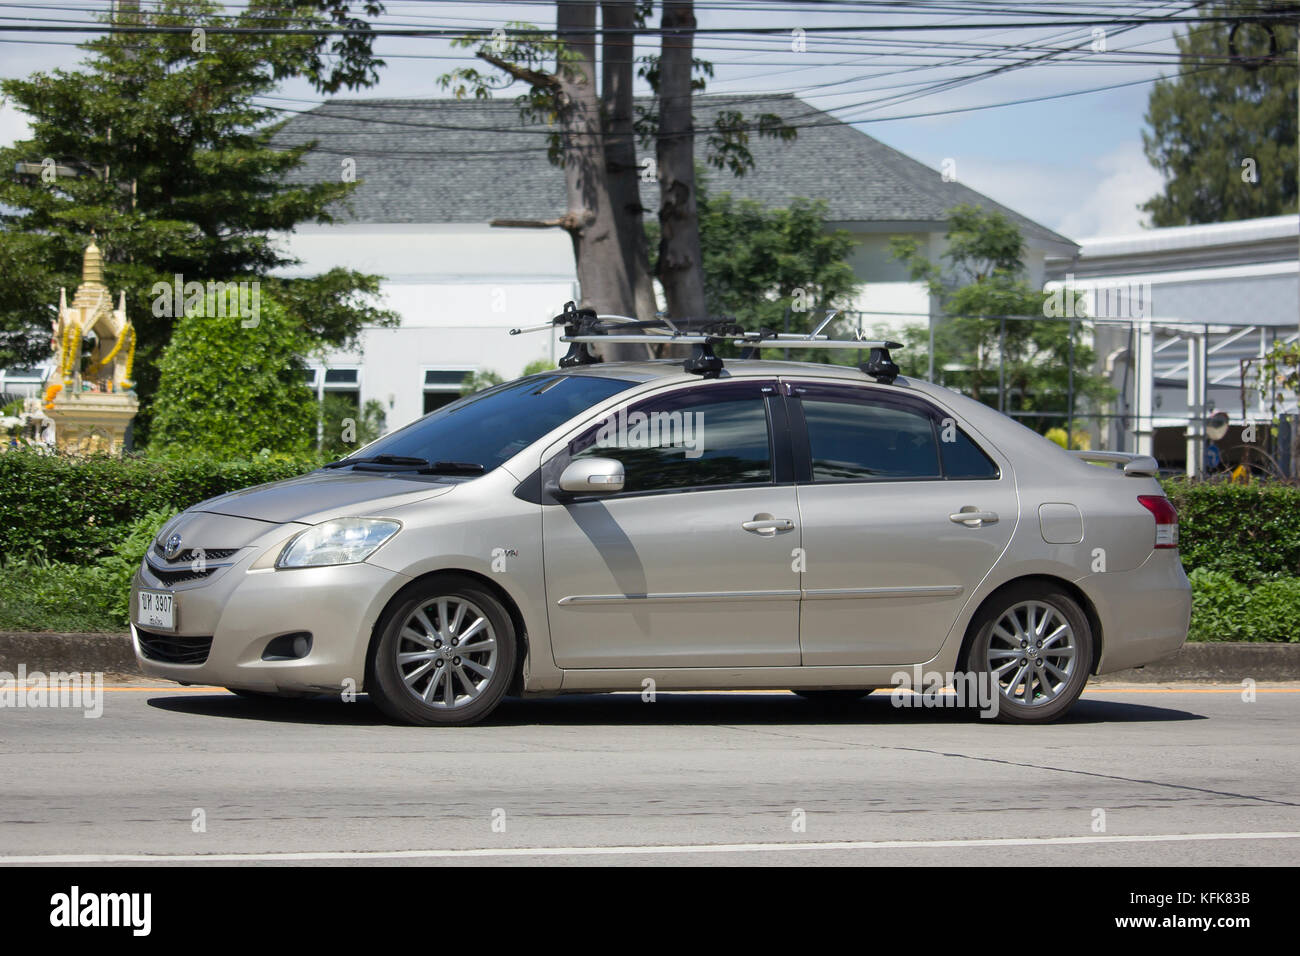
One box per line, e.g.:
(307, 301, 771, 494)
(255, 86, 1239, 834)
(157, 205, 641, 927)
(276, 518, 400, 569)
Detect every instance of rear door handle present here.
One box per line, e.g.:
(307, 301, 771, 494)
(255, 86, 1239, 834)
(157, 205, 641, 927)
(949, 510, 999, 526)
(742, 515, 795, 535)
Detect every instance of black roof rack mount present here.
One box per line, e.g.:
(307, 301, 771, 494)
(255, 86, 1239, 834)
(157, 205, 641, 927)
(509, 302, 904, 383)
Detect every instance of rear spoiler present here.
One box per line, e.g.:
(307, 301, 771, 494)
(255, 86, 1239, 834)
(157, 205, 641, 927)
(1068, 450, 1160, 478)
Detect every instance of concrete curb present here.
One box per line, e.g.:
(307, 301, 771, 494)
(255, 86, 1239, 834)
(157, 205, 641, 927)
(0, 632, 1297, 682)
(0, 631, 139, 676)
(1091, 641, 1300, 683)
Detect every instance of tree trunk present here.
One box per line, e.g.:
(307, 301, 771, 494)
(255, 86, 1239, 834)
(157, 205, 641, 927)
(602, 0, 657, 323)
(655, 0, 708, 322)
(555, 1, 633, 320)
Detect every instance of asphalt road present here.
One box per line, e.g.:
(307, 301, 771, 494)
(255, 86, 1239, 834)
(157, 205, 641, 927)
(1, 682, 1297, 866)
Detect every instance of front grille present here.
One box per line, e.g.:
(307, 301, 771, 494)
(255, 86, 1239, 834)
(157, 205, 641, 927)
(136, 628, 213, 665)
(152, 543, 238, 564)
(147, 566, 217, 586)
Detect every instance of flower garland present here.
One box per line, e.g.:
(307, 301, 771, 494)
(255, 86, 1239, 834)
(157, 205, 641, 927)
(59, 319, 83, 385)
(120, 324, 136, 390)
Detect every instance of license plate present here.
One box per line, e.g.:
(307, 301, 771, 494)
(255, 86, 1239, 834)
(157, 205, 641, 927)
(138, 589, 176, 631)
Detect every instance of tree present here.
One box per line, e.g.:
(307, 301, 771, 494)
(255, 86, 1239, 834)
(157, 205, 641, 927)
(445, 7, 635, 327)
(149, 294, 317, 458)
(441, 2, 794, 327)
(668, 188, 858, 358)
(1141, 4, 1297, 225)
(891, 205, 1112, 428)
(0, 0, 396, 439)
(602, 0, 658, 323)
(653, 1, 707, 321)
(320, 393, 386, 459)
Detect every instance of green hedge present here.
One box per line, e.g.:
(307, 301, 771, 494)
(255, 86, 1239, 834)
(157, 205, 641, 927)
(1188, 569, 1300, 643)
(1163, 479, 1300, 585)
(1, 454, 1298, 641)
(0, 450, 320, 564)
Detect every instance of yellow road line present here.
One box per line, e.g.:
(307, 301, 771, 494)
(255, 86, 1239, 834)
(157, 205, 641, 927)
(82, 685, 1300, 694)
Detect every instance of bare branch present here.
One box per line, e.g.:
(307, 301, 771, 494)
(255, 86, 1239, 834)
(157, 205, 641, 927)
(477, 50, 560, 90)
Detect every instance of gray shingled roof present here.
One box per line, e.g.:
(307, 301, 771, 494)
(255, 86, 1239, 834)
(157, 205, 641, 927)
(272, 93, 1075, 248)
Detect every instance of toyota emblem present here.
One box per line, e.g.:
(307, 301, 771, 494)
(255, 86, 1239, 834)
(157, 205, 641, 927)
(164, 532, 183, 560)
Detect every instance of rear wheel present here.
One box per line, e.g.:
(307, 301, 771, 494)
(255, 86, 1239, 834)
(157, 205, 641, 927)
(367, 576, 517, 726)
(966, 583, 1092, 724)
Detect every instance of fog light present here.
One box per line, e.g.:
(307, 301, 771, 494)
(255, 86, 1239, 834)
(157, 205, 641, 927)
(261, 632, 313, 661)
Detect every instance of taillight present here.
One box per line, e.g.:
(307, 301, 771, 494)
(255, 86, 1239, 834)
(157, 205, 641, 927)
(1137, 495, 1178, 549)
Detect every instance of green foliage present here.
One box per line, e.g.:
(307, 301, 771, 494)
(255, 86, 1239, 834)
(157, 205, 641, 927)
(1044, 427, 1089, 451)
(0, 559, 121, 632)
(891, 204, 1112, 425)
(0, 448, 319, 563)
(522, 358, 556, 376)
(643, 185, 859, 361)
(1142, 4, 1297, 225)
(439, 16, 795, 175)
(1163, 478, 1300, 584)
(320, 395, 386, 460)
(148, 295, 317, 458)
(692, 192, 859, 330)
(0, 0, 396, 433)
(1188, 569, 1300, 643)
(0, 507, 176, 631)
(460, 369, 506, 396)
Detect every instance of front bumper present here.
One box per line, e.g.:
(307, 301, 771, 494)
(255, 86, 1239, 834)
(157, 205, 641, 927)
(1075, 549, 1192, 674)
(131, 559, 410, 693)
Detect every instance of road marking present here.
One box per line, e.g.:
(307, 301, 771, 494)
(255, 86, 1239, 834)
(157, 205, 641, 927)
(3, 831, 1298, 864)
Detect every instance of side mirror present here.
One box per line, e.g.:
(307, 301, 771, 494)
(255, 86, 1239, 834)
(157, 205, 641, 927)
(558, 457, 625, 495)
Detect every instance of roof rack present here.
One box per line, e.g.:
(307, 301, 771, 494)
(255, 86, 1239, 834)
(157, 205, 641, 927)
(509, 302, 904, 383)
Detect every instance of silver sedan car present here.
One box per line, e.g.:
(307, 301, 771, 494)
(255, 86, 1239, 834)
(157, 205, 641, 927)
(131, 359, 1190, 725)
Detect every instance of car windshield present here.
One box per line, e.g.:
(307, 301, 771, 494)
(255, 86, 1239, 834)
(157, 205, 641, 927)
(329, 373, 638, 475)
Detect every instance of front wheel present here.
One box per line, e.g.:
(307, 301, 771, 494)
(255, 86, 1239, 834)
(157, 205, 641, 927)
(967, 584, 1092, 724)
(367, 576, 517, 726)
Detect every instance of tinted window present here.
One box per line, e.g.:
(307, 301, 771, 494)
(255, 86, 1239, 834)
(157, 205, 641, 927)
(569, 383, 772, 493)
(800, 395, 941, 481)
(939, 424, 1000, 479)
(346, 374, 636, 473)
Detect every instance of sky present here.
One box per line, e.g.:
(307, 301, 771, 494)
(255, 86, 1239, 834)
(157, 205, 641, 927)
(0, 0, 1197, 240)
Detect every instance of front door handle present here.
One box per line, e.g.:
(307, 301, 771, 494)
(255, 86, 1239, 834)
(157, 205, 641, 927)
(949, 509, 999, 527)
(742, 514, 795, 535)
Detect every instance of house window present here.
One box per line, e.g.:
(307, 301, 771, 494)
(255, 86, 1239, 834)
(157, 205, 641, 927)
(423, 368, 473, 414)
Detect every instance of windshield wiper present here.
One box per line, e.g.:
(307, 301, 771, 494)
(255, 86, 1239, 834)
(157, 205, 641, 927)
(323, 455, 485, 476)
(426, 460, 486, 475)
(323, 454, 428, 469)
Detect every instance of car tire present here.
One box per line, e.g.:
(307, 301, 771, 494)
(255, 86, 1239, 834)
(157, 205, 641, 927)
(790, 689, 874, 702)
(966, 582, 1092, 724)
(367, 576, 517, 726)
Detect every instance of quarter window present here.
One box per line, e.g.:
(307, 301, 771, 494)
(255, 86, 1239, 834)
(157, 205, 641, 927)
(939, 425, 1000, 479)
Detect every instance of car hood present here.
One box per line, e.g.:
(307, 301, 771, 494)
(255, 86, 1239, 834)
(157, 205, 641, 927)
(194, 471, 460, 524)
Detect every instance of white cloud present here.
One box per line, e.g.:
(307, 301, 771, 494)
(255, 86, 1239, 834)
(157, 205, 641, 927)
(1056, 141, 1164, 239)
(933, 140, 1163, 242)
(0, 100, 33, 151)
